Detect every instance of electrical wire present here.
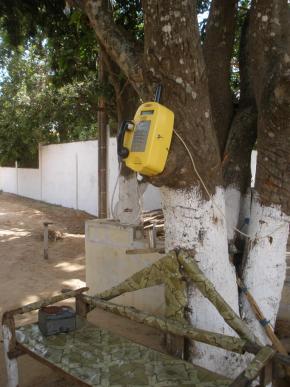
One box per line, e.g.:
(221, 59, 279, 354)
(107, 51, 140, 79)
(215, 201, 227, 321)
(173, 129, 288, 242)
(110, 163, 122, 220)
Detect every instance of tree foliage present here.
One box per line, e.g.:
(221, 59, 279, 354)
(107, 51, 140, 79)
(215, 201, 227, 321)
(0, 0, 104, 166)
(0, 40, 101, 166)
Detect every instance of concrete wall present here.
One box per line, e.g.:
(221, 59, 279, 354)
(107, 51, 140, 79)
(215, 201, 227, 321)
(0, 139, 162, 216)
(18, 168, 41, 201)
(0, 167, 18, 194)
(41, 142, 88, 211)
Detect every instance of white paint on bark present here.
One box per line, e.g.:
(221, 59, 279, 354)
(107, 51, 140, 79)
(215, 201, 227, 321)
(238, 189, 252, 236)
(117, 173, 142, 226)
(2, 324, 19, 387)
(161, 186, 246, 377)
(242, 195, 289, 344)
(162, 24, 172, 34)
(225, 186, 241, 241)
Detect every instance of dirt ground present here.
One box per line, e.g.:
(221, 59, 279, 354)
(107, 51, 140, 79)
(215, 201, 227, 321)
(0, 193, 163, 387)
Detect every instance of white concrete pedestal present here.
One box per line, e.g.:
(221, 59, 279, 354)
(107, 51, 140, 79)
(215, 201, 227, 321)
(85, 219, 165, 315)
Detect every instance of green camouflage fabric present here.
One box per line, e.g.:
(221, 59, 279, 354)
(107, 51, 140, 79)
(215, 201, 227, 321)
(163, 252, 187, 321)
(84, 296, 248, 354)
(16, 320, 232, 386)
(4, 287, 87, 317)
(244, 347, 275, 381)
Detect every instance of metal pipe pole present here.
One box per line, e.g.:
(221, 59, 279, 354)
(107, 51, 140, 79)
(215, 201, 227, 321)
(98, 50, 108, 218)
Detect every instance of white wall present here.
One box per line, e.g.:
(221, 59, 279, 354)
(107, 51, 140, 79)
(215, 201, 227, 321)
(75, 141, 99, 215)
(0, 167, 17, 194)
(18, 168, 41, 201)
(0, 139, 162, 216)
(41, 142, 81, 210)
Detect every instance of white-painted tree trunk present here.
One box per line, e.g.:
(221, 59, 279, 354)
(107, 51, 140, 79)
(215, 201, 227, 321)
(238, 189, 252, 236)
(225, 186, 242, 242)
(225, 186, 252, 242)
(241, 195, 289, 344)
(117, 172, 142, 225)
(2, 324, 19, 387)
(161, 185, 245, 377)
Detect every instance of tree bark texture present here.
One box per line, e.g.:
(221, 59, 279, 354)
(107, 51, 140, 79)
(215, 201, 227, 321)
(241, 0, 290, 350)
(248, 0, 290, 212)
(142, 0, 221, 193)
(82, 0, 143, 87)
(223, 11, 257, 194)
(203, 0, 237, 155)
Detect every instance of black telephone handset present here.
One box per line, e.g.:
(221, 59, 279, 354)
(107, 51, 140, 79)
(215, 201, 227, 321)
(117, 120, 134, 159)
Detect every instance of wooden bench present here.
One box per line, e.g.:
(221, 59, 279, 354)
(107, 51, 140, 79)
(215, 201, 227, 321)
(3, 250, 290, 386)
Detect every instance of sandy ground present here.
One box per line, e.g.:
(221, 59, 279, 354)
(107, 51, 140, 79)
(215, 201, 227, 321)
(0, 193, 164, 387)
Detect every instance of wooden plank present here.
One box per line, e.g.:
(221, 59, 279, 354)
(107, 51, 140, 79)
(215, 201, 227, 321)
(2, 320, 19, 387)
(125, 248, 165, 255)
(237, 278, 288, 355)
(260, 361, 273, 387)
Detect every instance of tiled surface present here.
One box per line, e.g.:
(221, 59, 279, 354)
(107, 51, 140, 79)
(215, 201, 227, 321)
(16, 320, 231, 386)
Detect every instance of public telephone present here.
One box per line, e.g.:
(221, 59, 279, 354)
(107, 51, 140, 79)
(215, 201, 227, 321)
(117, 86, 174, 176)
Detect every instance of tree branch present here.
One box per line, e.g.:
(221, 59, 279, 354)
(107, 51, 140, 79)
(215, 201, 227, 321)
(248, 0, 289, 107)
(102, 48, 139, 125)
(142, 0, 222, 193)
(248, 0, 290, 212)
(223, 13, 257, 193)
(223, 107, 256, 193)
(80, 0, 144, 87)
(203, 0, 238, 155)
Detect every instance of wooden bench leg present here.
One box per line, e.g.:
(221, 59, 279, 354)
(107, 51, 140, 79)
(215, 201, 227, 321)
(260, 360, 272, 386)
(2, 323, 19, 387)
(75, 294, 90, 318)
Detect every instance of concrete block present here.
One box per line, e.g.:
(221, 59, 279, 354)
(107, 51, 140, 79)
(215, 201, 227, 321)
(86, 219, 165, 315)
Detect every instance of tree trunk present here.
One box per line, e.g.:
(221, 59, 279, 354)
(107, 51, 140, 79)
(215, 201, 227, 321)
(161, 186, 245, 376)
(241, 196, 289, 344)
(241, 0, 290, 344)
(141, 0, 245, 374)
(223, 12, 257, 244)
(204, 0, 237, 155)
